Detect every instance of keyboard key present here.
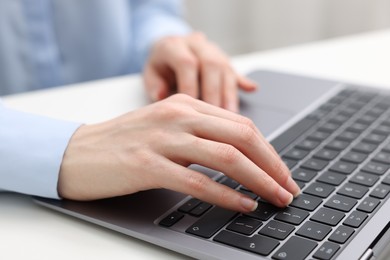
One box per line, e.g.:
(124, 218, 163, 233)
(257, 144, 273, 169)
(325, 139, 349, 151)
(357, 197, 380, 213)
(341, 151, 367, 164)
(382, 142, 390, 152)
(219, 176, 239, 189)
(308, 130, 330, 141)
(330, 114, 349, 124)
(284, 148, 309, 160)
(319, 122, 341, 132)
(272, 236, 317, 260)
(343, 210, 368, 228)
(271, 118, 318, 153)
(336, 131, 359, 142)
(350, 172, 379, 187)
(186, 207, 237, 238)
(325, 195, 357, 212)
(337, 183, 368, 199)
(383, 174, 390, 185)
(296, 221, 332, 241)
(296, 139, 320, 151)
(274, 207, 309, 225)
(282, 158, 297, 169)
(292, 168, 317, 182)
(189, 202, 212, 216)
(329, 225, 355, 244)
(373, 151, 390, 164)
(313, 242, 340, 260)
(314, 149, 339, 161)
(310, 208, 345, 226)
(290, 194, 322, 211)
(367, 106, 386, 117)
(340, 107, 357, 117)
(373, 124, 390, 135)
(352, 142, 378, 154)
(295, 181, 306, 189)
(308, 110, 329, 120)
(357, 114, 378, 125)
(178, 198, 201, 213)
(347, 122, 369, 133)
(329, 161, 357, 174)
(238, 190, 258, 200)
(226, 216, 262, 235)
(361, 161, 389, 175)
(259, 220, 295, 240)
(301, 158, 329, 171)
(159, 211, 184, 227)
(245, 201, 278, 221)
(370, 184, 390, 199)
(214, 230, 279, 256)
(363, 133, 387, 144)
(304, 182, 335, 198)
(317, 171, 346, 186)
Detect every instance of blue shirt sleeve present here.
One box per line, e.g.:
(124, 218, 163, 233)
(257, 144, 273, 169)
(0, 103, 81, 198)
(129, 0, 191, 72)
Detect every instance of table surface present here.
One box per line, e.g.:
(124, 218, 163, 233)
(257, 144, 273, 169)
(2, 29, 390, 260)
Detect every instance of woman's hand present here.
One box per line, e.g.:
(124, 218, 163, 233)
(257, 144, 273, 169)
(143, 32, 257, 113)
(58, 94, 300, 213)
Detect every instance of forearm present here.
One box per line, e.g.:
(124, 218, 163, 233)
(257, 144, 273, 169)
(0, 105, 81, 198)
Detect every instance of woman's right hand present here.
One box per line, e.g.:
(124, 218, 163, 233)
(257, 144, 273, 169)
(58, 94, 300, 212)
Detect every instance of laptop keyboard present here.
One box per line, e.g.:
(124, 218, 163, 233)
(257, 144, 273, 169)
(159, 88, 390, 259)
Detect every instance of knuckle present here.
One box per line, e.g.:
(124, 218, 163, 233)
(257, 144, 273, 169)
(216, 144, 240, 165)
(170, 93, 193, 103)
(186, 173, 209, 193)
(237, 124, 257, 146)
(202, 57, 222, 69)
(178, 56, 198, 69)
(271, 159, 287, 180)
(239, 116, 257, 131)
(156, 100, 186, 119)
(217, 187, 232, 205)
(158, 36, 180, 49)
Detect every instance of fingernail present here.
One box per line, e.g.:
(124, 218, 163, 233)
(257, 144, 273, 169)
(287, 176, 301, 198)
(240, 197, 258, 212)
(278, 187, 293, 206)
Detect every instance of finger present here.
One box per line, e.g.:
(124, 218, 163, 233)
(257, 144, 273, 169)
(200, 63, 222, 107)
(162, 41, 199, 98)
(237, 74, 258, 92)
(189, 114, 300, 197)
(222, 70, 239, 112)
(143, 65, 170, 101)
(165, 136, 293, 208)
(157, 159, 258, 212)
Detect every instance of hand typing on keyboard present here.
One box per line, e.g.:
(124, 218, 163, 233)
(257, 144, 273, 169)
(58, 94, 300, 212)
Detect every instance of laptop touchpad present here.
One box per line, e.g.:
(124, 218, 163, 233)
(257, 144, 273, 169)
(241, 70, 338, 137)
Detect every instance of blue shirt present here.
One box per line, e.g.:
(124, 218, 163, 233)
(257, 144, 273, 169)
(0, 0, 190, 198)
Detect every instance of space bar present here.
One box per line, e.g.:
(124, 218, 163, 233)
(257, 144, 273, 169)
(270, 118, 318, 153)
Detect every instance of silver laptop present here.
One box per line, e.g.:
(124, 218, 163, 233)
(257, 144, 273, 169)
(34, 70, 390, 260)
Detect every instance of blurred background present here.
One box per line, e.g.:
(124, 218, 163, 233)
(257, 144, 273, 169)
(185, 0, 390, 55)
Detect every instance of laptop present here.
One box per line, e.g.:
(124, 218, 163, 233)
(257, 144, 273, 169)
(34, 70, 390, 260)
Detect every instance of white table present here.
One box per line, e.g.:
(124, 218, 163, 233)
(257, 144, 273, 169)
(2, 29, 390, 260)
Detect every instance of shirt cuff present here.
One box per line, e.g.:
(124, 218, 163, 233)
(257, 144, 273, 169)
(0, 107, 82, 199)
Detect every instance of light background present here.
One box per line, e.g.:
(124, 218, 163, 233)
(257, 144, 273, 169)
(185, 0, 390, 55)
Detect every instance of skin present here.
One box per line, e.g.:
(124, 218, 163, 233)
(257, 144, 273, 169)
(58, 33, 301, 213)
(143, 32, 258, 112)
